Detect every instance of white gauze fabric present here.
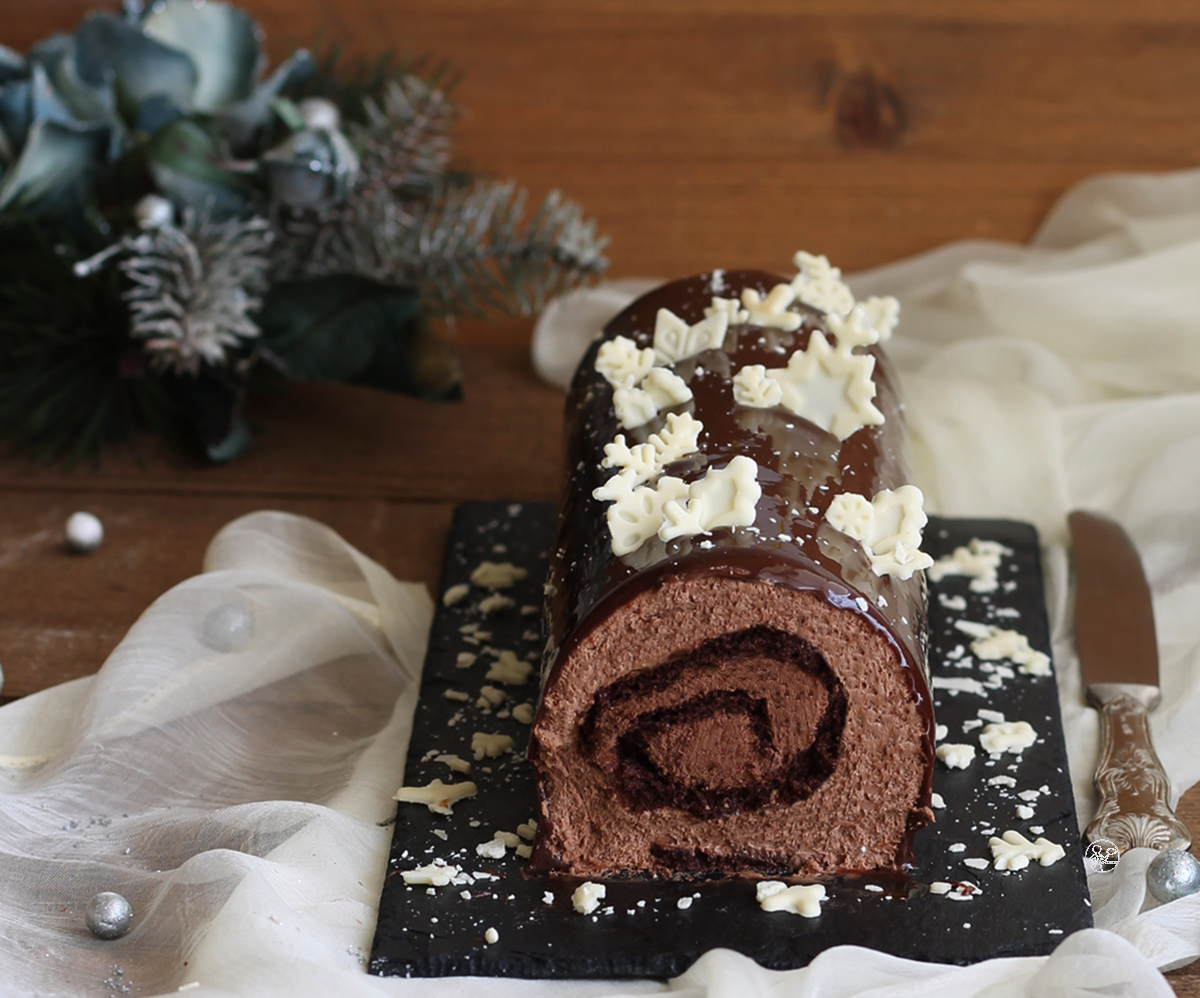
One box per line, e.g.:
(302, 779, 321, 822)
(2, 167, 1200, 996)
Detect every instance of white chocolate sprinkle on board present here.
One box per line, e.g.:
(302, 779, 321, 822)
(393, 779, 478, 814)
(755, 881, 826, 918)
(979, 721, 1038, 755)
(471, 732, 514, 760)
(470, 562, 529, 589)
(955, 621, 1051, 677)
(485, 650, 533, 686)
(936, 743, 976, 769)
(572, 882, 606, 914)
(442, 583, 470, 607)
(928, 539, 1012, 593)
(989, 830, 1065, 870)
(402, 861, 460, 886)
(484, 927, 499, 945)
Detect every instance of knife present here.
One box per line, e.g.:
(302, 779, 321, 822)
(1069, 510, 1190, 853)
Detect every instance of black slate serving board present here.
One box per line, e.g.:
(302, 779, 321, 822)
(369, 502, 1092, 979)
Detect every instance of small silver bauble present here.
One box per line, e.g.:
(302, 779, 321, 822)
(203, 602, 255, 653)
(65, 511, 104, 554)
(85, 891, 132, 939)
(1146, 848, 1200, 903)
(134, 193, 175, 230)
(298, 96, 341, 131)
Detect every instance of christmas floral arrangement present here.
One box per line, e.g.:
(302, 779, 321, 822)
(0, 1, 607, 462)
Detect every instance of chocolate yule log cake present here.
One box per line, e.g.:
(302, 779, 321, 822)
(528, 254, 936, 879)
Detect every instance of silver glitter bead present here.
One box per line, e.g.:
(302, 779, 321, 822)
(1146, 849, 1200, 904)
(85, 892, 132, 939)
(203, 602, 255, 652)
(65, 511, 104, 554)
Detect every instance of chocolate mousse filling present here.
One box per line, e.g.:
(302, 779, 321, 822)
(581, 627, 848, 819)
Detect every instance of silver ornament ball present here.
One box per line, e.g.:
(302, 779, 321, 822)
(65, 511, 104, 554)
(1146, 849, 1200, 904)
(85, 891, 132, 939)
(203, 602, 255, 653)
(135, 193, 175, 230)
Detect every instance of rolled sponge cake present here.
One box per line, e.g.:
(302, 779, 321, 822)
(528, 265, 935, 878)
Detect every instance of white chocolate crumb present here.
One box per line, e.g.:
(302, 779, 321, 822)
(394, 778, 478, 814)
(989, 830, 1065, 870)
(572, 882, 606, 915)
(929, 881, 953, 895)
(864, 884, 885, 893)
(949, 843, 967, 853)
(470, 561, 528, 589)
(955, 620, 1051, 677)
(963, 857, 990, 870)
(542, 891, 555, 905)
(931, 792, 946, 809)
(434, 753, 471, 774)
(517, 821, 538, 841)
(511, 702, 535, 725)
(478, 593, 515, 616)
(432, 828, 448, 841)
(936, 743, 976, 770)
(471, 732, 514, 760)
(980, 720, 1037, 755)
(443, 689, 470, 702)
(756, 881, 826, 918)
(485, 649, 534, 686)
(1016, 804, 1035, 819)
(932, 676, 987, 697)
(455, 652, 478, 669)
(978, 709, 1006, 724)
(484, 927, 499, 945)
(476, 838, 506, 859)
(402, 860, 460, 886)
(494, 831, 521, 848)
(516, 844, 532, 859)
(442, 583, 470, 607)
(928, 539, 1012, 593)
(935, 724, 948, 741)
(988, 775, 1018, 788)
(477, 685, 507, 708)
(677, 896, 693, 910)
(520, 605, 539, 616)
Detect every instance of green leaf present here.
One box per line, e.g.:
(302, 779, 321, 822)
(219, 50, 314, 153)
(144, 118, 250, 213)
(257, 274, 461, 399)
(142, 0, 260, 114)
(73, 12, 198, 121)
(0, 118, 107, 217)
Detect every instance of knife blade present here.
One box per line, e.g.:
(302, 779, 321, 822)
(1069, 510, 1190, 853)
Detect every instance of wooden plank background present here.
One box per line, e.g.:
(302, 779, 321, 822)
(3, 2, 1200, 990)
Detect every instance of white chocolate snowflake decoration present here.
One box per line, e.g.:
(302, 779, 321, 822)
(826, 306, 880, 352)
(640, 367, 693, 409)
(761, 331, 884, 440)
(732, 365, 783, 408)
(595, 335, 656, 390)
(659, 455, 762, 542)
(706, 296, 749, 324)
(860, 295, 900, 342)
(825, 484, 934, 580)
(612, 386, 660, 429)
(602, 412, 703, 484)
(599, 475, 690, 556)
(653, 307, 728, 364)
(740, 284, 802, 331)
(988, 830, 1065, 871)
(790, 251, 855, 315)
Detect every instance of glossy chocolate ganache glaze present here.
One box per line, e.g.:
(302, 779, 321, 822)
(528, 266, 935, 879)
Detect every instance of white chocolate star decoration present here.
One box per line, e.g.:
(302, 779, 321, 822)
(602, 412, 703, 484)
(740, 284, 802, 331)
(595, 335, 656, 389)
(988, 830, 1065, 871)
(732, 364, 783, 408)
(790, 251, 855, 316)
(758, 330, 884, 440)
(653, 307, 728, 364)
(825, 484, 934, 579)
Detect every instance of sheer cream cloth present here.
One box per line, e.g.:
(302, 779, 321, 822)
(2, 168, 1199, 996)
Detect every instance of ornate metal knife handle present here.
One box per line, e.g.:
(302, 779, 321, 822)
(1086, 686, 1190, 853)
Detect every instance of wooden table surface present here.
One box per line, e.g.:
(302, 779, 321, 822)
(4, 1, 1200, 990)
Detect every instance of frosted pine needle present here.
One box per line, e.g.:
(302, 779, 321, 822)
(121, 211, 273, 375)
